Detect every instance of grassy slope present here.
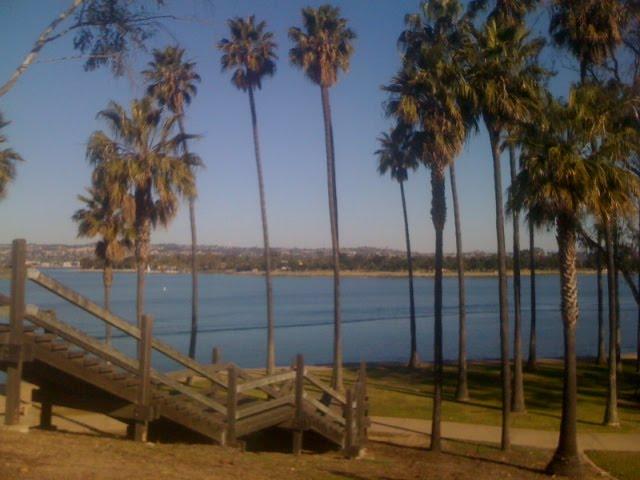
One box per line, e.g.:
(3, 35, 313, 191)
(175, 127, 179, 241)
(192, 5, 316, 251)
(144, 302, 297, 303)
(311, 359, 640, 434)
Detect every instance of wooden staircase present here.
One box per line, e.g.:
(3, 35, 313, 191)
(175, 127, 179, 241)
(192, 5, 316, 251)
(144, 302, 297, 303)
(0, 239, 369, 455)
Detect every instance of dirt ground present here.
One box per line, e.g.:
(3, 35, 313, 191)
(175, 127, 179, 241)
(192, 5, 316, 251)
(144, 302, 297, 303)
(0, 428, 608, 480)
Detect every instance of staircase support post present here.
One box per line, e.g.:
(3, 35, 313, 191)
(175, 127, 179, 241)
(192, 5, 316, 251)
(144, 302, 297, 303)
(226, 365, 237, 446)
(134, 314, 153, 442)
(212, 346, 221, 365)
(5, 239, 26, 427)
(356, 361, 368, 449)
(344, 387, 354, 458)
(292, 353, 304, 454)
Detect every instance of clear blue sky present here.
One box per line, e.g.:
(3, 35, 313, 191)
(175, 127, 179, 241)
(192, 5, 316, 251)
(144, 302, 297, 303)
(0, 0, 578, 252)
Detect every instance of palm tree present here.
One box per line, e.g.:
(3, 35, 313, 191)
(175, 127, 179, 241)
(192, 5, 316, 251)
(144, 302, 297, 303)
(596, 230, 607, 366)
(376, 125, 420, 368)
(218, 16, 278, 374)
(73, 178, 133, 343)
(88, 97, 200, 331)
(289, 5, 355, 390)
(449, 161, 469, 400)
(461, 19, 545, 450)
(388, 0, 469, 451)
(510, 87, 637, 478)
(0, 112, 23, 199)
(143, 45, 202, 359)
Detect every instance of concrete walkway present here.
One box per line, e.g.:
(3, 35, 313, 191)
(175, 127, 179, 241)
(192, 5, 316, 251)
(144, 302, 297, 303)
(370, 416, 640, 452)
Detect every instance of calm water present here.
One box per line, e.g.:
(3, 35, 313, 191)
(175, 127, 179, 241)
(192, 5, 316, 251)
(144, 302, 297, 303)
(0, 270, 637, 371)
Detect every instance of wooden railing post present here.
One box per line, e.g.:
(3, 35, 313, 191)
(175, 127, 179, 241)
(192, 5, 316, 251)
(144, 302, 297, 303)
(5, 239, 26, 426)
(134, 314, 153, 442)
(356, 361, 368, 448)
(226, 365, 237, 446)
(292, 354, 305, 454)
(343, 387, 354, 458)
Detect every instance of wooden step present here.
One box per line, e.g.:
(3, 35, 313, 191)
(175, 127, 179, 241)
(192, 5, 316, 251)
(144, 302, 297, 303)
(49, 342, 69, 352)
(34, 333, 57, 343)
(66, 350, 86, 360)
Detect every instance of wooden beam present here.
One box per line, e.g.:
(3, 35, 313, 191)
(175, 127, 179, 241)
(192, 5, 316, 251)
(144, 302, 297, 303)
(236, 371, 296, 394)
(357, 361, 368, 447)
(305, 395, 345, 425)
(134, 314, 152, 442)
(293, 354, 304, 455)
(303, 370, 345, 405)
(5, 239, 26, 426)
(344, 387, 354, 458)
(236, 394, 294, 420)
(226, 365, 237, 446)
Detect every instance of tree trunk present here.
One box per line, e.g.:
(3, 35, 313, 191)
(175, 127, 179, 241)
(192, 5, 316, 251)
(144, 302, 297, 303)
(177, 116, 200, 361)
(400, 180, 419, 368)
(103, 262, 113, 345)
(604, 219, 620, 426)
(0, 0, 85, 98)
(430, 164, 446, 453)
(613, 224, 622, 375)
(450, 163, 468, 401)
(487, 121, 511, 451)
(526, 219, 537, 371)
(546, 215, 583, 478)
(596, 231, 606, 366)
(248, 87, 275, 374)
(320, 85, 343, 391)
(637, 208, 640, 374)
(509, 145, 525, 413)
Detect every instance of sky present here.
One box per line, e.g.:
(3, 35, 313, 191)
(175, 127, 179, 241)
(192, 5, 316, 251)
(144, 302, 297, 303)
(0, 0, 579, 253)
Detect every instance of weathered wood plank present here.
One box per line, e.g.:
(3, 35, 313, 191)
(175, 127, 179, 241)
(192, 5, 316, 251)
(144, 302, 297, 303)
(226, 365, 237, 445)
(236, 394, 294, 420)
(305, 395, 346, 426)
(303, 370, 346, 405)
(5, 239, 26, 426)
(134, 314, 153, 441)
(236, 371, 296, 394)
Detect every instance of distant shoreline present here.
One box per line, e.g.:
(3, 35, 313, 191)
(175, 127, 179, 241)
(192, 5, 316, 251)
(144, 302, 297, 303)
(28, 268, 598, 279)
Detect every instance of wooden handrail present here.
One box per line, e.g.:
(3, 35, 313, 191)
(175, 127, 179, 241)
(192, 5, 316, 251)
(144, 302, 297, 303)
(25, 304, 227, 415)
(236, 370, 296, 394)
(27, 269, 229, 391)
(303, 370, 346, 405)
(304, 394, 346, 425)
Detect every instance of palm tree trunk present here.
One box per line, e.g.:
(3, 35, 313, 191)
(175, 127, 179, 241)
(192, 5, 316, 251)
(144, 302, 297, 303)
(450, 163, 468, 401)
(613, 224, 622, 375)
(526, 219, 537, 371)
(177, 116, 200, 361)
(103, 261, 113, 345)
(509, 145, 525, 413)
(320, 85, 343, 391)
(400, 180, 419, 368)
(637, 208, 640, 374)
(248, 86, 275, 374)
(430, 165, 446, 453)
(604, 219, 620, 426)
(596, 231, 606, 366)
(487, 122, 511, 451)
(546, 215, 583, 478)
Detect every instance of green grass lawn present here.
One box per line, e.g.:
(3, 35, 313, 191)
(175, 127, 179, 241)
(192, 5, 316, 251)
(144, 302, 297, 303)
(587, 451, 640, 480)
(311, 359, 640, 434)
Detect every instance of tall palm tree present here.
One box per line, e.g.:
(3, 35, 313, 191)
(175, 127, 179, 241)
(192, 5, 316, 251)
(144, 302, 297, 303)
(0, 112, 23, 200)
(218, 16, 278, 374)
(88, 97, 200, 331)
(143, 45, 202, 359)
(376, 125, 420, 368)
(388, 0, 469, 451)
(461, 19, 545, 450)
(289, 5, 355, 390)
(511, 87, 637, 478)
(73, 177, 133, 343)
(596, 230, 607, 366)
(449, 161, 469, 400)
